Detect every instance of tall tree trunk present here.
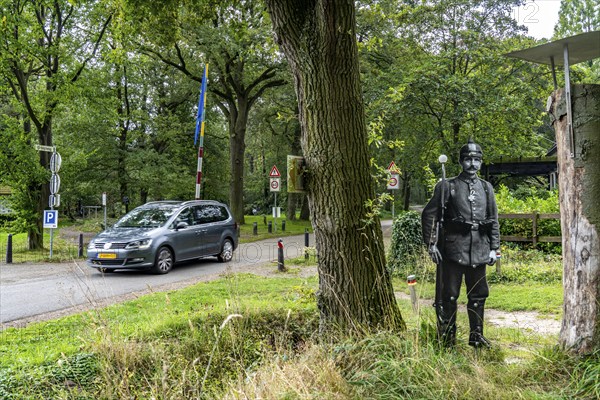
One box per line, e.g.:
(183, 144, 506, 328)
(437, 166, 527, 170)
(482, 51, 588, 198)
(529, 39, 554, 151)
(29, 122, 52, 250)
(287, 123, 303, 221)
(553, 84, 600, 355)
(401, 173, 411, 211)
(299, 195, 310, 220)
(266, 0, 403, 333)
(116, 66, 130, 214)
(22, 118, 43, 250)
(229, 99, 248, 224)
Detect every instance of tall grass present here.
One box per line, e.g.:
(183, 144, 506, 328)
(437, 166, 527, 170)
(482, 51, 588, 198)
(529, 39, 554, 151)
(1, 270, 591, 400)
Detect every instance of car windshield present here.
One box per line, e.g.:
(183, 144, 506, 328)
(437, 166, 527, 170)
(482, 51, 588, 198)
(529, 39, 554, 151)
(114, 205, 179, 228)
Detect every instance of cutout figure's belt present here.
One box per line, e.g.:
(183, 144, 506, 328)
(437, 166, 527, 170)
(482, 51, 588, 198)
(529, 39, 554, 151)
(444, 219, 494, 234)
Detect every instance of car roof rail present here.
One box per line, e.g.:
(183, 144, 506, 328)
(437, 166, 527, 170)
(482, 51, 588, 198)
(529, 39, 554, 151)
(140, 201, 182, 207)
(180, 199, 223, 207)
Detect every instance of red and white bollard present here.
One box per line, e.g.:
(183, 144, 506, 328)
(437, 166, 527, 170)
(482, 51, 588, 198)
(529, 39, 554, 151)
(277, 239, 286, 272)
(407, 275, 418, 312)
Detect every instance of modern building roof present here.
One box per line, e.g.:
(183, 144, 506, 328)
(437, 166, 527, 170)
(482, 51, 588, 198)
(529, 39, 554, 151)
(506, 31, 600, 66)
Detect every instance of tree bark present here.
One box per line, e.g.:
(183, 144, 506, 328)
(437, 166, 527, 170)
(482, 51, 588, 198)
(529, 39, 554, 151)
(553, 84, 600, 354)
(228, 98, 248, 224)
(287, 123, 303, 220)
(299, 195, 310, 220)
(266, 0, 403, 333)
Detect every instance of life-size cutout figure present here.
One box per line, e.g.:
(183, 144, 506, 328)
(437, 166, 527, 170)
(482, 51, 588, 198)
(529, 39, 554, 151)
(421, 139, 500, 348)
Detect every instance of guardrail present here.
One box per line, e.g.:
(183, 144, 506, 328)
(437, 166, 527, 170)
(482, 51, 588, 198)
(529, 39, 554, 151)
(499, 212, 561, 246)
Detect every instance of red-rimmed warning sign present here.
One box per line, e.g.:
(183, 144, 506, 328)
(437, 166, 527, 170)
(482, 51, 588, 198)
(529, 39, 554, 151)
(270, 178, 280, 192)
(269, 165, 281, 177)
(387, 161, 400, 174)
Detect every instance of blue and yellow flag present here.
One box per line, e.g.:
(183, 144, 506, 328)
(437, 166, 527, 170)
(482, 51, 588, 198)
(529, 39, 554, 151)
(194, 64, 208, 146)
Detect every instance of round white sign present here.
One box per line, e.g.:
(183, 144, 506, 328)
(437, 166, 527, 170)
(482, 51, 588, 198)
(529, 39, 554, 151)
(270, 178, 280, 192)
(50, 152, 62, 173)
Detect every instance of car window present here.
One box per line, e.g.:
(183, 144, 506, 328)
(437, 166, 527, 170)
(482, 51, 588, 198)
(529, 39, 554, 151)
(175, 207, 193, 226)
(114, 205, 178, 228)
(193, 205, 229, 224)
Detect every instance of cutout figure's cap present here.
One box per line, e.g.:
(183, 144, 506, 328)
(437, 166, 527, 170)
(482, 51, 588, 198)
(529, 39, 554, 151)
(459, 138, 483, 160)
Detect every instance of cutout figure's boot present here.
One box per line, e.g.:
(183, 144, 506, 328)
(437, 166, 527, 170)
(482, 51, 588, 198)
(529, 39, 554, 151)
(437, 301, 457, 347)
(467, 299, 491, 348)
(469, 326, 491, 348)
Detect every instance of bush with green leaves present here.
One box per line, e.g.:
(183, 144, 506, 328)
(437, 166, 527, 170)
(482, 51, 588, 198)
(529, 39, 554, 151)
(387, 211, 425, 277)
(495, 185, 561, 253)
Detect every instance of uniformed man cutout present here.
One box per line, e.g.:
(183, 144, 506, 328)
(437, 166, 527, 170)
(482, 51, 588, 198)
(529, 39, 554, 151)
(422, 139, 500, 348)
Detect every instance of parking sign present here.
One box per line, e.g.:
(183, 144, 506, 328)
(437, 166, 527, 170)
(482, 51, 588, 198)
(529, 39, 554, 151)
(43, 210, 58, 228)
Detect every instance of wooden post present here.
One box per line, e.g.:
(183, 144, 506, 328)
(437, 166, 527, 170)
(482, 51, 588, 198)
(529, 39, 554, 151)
(552, 84, 600, 354)
(532, 211, 538, 248)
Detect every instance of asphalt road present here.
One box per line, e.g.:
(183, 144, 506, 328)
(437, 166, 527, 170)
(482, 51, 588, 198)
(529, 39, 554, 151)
(0, 220, 394, 328)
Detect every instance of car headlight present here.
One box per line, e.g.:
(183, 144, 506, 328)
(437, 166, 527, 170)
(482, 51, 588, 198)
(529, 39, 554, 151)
(87, 239, 96, 250)
(125, 239, 152, 250)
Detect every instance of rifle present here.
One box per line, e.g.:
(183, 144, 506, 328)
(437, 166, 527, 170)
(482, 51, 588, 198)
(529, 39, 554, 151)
(433, 154, 448, 323)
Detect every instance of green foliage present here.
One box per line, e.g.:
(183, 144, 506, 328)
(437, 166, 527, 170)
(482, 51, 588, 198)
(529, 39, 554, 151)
(496, 185, 559, 213)
(495, 185, 561, 252)
(358, 0, 553, 199)
(572, 350, 600, 399)
(386, 211, 425, 276)
(487, 246, 562, 284)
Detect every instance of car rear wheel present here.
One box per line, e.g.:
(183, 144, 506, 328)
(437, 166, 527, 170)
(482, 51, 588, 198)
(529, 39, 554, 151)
(152, 246, 174, 274)
(217, 239, 234, 262)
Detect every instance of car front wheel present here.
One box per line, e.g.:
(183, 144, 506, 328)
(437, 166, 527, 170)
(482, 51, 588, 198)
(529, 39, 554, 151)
(152, 246, 174, 274)
(217, 239, 234, 262)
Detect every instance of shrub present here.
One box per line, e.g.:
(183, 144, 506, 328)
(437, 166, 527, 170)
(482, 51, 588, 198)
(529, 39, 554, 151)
(495, 185, 561, 253)
(387, 211, 425, 277)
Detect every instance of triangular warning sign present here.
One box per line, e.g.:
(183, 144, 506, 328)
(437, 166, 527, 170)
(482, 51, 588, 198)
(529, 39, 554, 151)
(269, 165, 281, 177)
(387, 161, 400, 173)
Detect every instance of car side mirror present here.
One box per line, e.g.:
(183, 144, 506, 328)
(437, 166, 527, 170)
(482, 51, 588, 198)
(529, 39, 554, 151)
(175, 221, 189, 230)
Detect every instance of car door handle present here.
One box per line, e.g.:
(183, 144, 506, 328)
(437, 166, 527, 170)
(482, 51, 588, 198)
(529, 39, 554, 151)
(196, 229, 208, 235)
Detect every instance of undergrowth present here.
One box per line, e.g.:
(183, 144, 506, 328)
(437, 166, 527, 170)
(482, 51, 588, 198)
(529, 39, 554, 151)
(0, 273, 592, 399)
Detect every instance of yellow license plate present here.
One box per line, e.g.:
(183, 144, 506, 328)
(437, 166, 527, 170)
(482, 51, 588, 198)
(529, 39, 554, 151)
(98, 253, 117, 259)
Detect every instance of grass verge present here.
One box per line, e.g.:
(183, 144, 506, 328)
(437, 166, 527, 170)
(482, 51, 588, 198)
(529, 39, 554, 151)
(1, 268, 594, 400)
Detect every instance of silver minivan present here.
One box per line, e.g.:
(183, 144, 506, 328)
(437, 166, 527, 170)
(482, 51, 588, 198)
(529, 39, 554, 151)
(87, 200, 238, 274)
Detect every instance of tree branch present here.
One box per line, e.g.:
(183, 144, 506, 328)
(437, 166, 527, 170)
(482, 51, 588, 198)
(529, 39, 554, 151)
(248, 78, 286, 108)
(71, 13, 113, 83)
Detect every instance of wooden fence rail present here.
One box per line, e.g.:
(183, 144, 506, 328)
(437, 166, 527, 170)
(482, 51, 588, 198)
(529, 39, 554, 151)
(498, 212, 561, 246)
(494, 212, 561, 275)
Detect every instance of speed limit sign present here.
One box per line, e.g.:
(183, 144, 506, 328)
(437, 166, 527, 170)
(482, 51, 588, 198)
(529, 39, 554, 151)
(270, 178, 280, 192)
(387, 173, 400, 190)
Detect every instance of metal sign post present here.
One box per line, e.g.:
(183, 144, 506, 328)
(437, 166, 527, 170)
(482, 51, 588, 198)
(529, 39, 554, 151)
(269, 165, 281, 233)
(102, 192, 107, 229)
(387, 161, 400, 220)
(48, 150, 61, 258)
(36, 144, 61, 258)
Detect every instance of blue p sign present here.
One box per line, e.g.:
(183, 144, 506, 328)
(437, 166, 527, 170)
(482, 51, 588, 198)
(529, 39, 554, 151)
(43, 210, 58, 228)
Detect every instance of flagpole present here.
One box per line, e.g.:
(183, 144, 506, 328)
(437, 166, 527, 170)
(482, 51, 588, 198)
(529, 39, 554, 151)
(195, 64, 208, 200)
